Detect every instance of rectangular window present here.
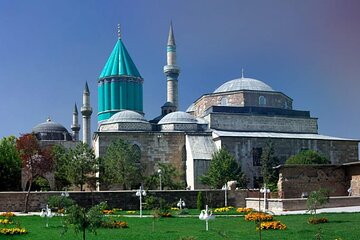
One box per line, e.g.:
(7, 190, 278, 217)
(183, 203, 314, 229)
(253, 147, 262, 166)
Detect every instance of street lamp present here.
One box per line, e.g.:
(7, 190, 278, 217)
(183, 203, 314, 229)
(222, 183, 228, 207)
(157, 169, 162, 190)
(136, 186, 146, 217)
(260, 184, 270, 212)
(177, 198, 186, 209)
(40, 204, 54, 227)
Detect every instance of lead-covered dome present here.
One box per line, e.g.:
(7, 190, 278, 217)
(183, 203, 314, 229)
(108, 110, 148, 123)
(214, 77, 274, 93)
(32, 118, 72, 141)
(158, 111, 197, 124)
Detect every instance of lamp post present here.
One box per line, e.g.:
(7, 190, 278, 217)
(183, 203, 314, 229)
(157, 169, 162, 190)
(136, 186, 146, 217)
(222, 183, 228, 207)
(40, 204, 54, 227)
(177, 198, 186, 209)
(199, 205, 215, 231)
(260, 184, 270, 212)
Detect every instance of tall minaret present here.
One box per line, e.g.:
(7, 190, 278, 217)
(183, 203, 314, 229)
(71, 103, 80, 141)
(81, 82, 92, 145)
(163, 22, 180, 110)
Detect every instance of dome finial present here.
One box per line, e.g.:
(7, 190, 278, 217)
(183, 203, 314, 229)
(117, 23, 121, 39)
(241, 68, 244, 78)
(47, 116, 51, 122)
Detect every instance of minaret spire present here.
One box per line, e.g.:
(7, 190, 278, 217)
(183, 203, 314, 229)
(117, 23, 121, 40)
(164, 22, 180, 110)
(81, 81, 92, 145)
(71, 103, 80, 141)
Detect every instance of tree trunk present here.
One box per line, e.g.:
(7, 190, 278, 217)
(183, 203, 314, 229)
(24, 178, 32, 213)
(83, 228, 86, 240)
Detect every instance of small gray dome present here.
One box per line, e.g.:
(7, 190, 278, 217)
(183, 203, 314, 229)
(214, 77, 274, 93)
(158, 111, 197, 124)
(162, 102, 176, 107)
(32, 118, 72, 141)
(108, 110, 147, 123)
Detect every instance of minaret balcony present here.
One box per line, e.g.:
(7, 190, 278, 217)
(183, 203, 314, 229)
(163, 65, 180, 74)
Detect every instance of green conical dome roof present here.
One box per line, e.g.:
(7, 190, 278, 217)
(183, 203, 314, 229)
(99, 39, 141, 79)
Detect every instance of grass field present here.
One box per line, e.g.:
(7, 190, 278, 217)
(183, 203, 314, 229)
(1, 212, 360, 240)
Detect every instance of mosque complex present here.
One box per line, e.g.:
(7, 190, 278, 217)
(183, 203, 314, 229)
(31, 24, 359, 189)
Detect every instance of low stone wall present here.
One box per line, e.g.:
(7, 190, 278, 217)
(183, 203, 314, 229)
(246, 196, 360, 211)
(0, 190, 248, 212)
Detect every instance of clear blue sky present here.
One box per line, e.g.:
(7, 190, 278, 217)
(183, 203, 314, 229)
(1, 0, 360, 140)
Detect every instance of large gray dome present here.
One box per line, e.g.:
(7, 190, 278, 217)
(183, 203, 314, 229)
(108, 110, 148, 123)
(214, 77, 274, 93)
(158, 111, 197, 124)
(32, 118, 72, 141)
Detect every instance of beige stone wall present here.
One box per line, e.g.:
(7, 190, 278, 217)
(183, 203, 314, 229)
(209, 113, 318, 133)
(218, 137, 358, 188)
(192, 90, 292, 117)
(277, 165, 348, 198)
(345, 163, 360, 196)
(94, 131, 186, 179)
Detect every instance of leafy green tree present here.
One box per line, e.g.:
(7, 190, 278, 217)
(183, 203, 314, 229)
(286, 150, 330, 165)
(144, 163, 185, 190)
(307, 189, 329, 221)
(261, 140, 279, 190)
(0, 136, 21, 191)
(67, 142, 98, 191)
(100, 138, 142, 190)
(52, 145, 72, 190)
(64, 202, 107, 240)
(200, 148, 246, 189)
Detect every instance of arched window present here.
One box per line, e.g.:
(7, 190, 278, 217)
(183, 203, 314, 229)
(220, 97, 228, 106)
(259, 96, 266, 106)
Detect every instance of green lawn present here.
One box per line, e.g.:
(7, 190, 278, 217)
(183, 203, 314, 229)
(1, 212, 360, 240)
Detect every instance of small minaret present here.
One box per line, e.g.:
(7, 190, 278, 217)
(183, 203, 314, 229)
(163, 22, 180, 110)
(71, 103, 80, 141)
(81, 82, 92, 145)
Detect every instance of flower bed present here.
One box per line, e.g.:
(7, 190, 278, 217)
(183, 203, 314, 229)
(0, 219, 12, 225)
(308, 217, 328, 224)
(245, 212, 273, 222)
(214, 206, 233, 213)
(259, 221, 287, 230)
(0, 227, 27, 235)
(126, 211, 136, 214)
(0, 212, 15, 218)
(101, 220, 128, 229)
(102, 209, 115, 215)
(236, 208, 253, 213)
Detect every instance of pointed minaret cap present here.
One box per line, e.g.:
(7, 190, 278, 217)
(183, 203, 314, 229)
(84, 82, 90, 94)
(167, 21, 175, 46)
(73, 103, 78, 114)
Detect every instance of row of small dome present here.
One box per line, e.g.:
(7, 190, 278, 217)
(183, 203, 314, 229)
(106, 110, 202, 125)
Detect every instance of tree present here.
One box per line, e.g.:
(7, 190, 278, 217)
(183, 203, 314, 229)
(261, 140, 279, 191)
(52, 145, 72, 190)
(286, 150, 330, 165)
(100, 138, 142, 190)
(200, 148, 246, 189)
(307, 189, 329, 221)
(144, 163, 185, 190)
(67, 142, 98, 191)
(16, 134, 53, 212)
(64, 202, 107, 240)
(0, 136, 21, 191)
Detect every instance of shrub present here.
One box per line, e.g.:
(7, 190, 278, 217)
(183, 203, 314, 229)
(101, 219, 128, 228)
(245, 212, 273, 222)
(259, 221, 287, 230)
(197, 192, 204, 211)
(286, 150, 329, 165)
